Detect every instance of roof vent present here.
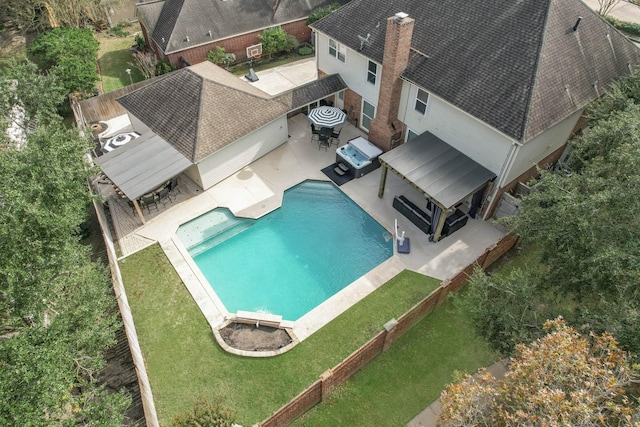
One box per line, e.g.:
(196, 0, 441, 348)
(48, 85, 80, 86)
(394, 12, 409, 23)
(207, 30, 212, 37)
(162, 37, 165, 43)
(186, 36, 190, 42)
(572, 16, 582, 31)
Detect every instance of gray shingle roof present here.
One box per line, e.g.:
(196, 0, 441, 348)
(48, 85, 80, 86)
(311, 0, 640, 142)
(274, 74, 348, 110)
(117, 62, 289, 163)
(138, 0, 350, 55)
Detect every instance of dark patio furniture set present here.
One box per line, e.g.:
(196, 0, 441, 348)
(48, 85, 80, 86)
(392, 195, 469, 240)
(129, 177, 181, 214)
(310, 124, 341, 150)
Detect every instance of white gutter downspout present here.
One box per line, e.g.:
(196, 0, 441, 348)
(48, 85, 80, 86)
(482, 140, 520, 220)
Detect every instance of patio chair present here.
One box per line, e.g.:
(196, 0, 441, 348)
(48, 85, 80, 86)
(157, 186, 172, 207)
(330, 128, 342, 146)
(310, 124, 320, 142)
(169, 177, 182, 198)
(318, 137, 330, 151)
(139, 193, 159, 214)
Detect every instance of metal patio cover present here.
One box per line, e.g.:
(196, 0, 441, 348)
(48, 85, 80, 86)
(379, 132, 496, 209)
(95, 132, 192, 200)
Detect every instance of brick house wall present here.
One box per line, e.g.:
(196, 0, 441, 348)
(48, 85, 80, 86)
(368, 14, 414, 151)
(144, 19, 313, 68)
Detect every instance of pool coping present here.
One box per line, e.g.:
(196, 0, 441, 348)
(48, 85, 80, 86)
(161, 232, 405, 351)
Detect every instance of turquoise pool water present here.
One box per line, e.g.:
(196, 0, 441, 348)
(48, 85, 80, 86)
(177, 180, 393, 321)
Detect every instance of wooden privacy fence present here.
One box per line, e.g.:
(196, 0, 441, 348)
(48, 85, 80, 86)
(260, 232, 519, 427)
(91, 197, 160, 427)
(72, 79, 155, 128)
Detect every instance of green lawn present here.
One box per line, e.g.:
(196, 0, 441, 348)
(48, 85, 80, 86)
(291, 295, 497, 426)
(119, 244, 442, 426)
(96, 28, 144, 93)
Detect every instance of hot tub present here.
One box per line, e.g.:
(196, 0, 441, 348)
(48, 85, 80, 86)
(336, 136, 383, 178)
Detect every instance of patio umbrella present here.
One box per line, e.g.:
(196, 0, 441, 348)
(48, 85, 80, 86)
(307, 106, 346, 128)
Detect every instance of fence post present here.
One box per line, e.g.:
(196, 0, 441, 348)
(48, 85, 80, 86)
(382, 318, 398, 351)
(320, 369, 333, 401)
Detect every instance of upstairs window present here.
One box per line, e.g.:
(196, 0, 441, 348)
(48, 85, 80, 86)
(329, 38, 346, 62)
(415, 88, 429, 114)
(367, 61, 377, 85)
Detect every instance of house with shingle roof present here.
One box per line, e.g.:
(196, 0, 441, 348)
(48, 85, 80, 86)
(137, 0, 350, 68)
(310, 0, 640, 230)
(93, 62, 345, 211)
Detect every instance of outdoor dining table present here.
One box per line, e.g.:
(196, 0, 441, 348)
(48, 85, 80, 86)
(319, 127, 333, 140)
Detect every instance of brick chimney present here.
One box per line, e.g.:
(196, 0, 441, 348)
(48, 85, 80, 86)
(368, 12, 414, 151)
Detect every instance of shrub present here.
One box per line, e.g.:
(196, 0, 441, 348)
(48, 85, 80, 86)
(171, 398, 235, 427)
(134, 33, 147, 51)
(206, 46, 227, 64)
(604, 16, 640, 37)
(285, 34, 299, 53)
(307, 2, 341, 24)
(298, 45, 313, 56)
(107, 21, 131, 37)
(207, 46, 236, 69)
(155, 59, 176, 76)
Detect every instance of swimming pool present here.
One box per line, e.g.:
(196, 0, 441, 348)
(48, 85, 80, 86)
(176, 180, 393, 321)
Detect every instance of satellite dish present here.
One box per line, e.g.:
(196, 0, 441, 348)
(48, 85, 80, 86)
(358, 33, 370, 51)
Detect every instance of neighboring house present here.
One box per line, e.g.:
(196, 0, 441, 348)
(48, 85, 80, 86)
(93, 62, 346, 222)
(310, 0, 640, 230)
(137, 0, 350, 68)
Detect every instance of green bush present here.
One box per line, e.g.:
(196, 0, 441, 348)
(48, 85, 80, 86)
(206, 46, 227, 64)
(285, 34, 299, 53)
(107, 21, 131, 37)
(155, 59, 176, 76)
(604, 16, 640, 37)
(298, 45, 313, 56)
(134, 33, 147, 51)
(307, 2, 341, 24)
(171, 398, 235, 427)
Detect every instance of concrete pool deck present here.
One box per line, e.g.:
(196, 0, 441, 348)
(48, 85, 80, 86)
(99, 58, 505, 342)
(105, 111, 505, 342)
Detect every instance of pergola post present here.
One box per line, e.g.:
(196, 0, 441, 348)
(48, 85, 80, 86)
(132, 199, 146, 225)
(378, 164, 388, 198)
(432, 202, 448, 242)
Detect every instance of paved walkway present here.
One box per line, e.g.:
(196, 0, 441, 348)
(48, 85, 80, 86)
(407, 360, 508, 427)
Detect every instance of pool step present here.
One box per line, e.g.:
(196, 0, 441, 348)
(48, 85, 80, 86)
(290, 181, 344, 202)
(187, 221, 254, 257)
(177, 207, 255, 254)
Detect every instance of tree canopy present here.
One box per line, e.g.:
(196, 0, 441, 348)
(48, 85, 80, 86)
(0, 58, 65, 147)
(28, 27, 99, 96)
(439, 318, 640, 426)
(2, 0, 123, 32)
(458, 71, 640, 357)
(258, 26, 292, 59)
(0, 63, 129, 425)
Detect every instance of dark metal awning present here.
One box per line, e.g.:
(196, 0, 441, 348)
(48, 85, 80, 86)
(378, 132, 496, 209)
(95, 132, 192, 200)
